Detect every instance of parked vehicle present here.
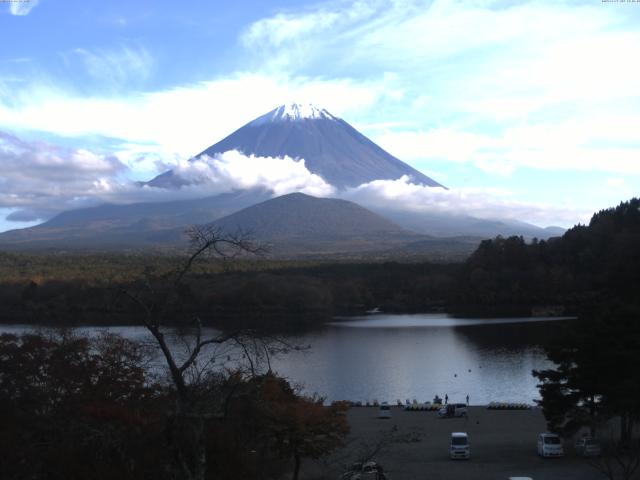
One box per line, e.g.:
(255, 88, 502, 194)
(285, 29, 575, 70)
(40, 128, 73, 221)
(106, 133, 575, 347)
(378, 402, 392, 419)
(438, 403, 468, 418)
(574, 436, 601, 457)
(450, 432, 470, 459)
(537, 433, 564, 457)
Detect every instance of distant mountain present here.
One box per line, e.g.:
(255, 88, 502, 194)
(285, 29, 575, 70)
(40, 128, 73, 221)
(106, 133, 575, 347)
(148, 103, 444, 190)
(0, 190, 481, 258)
(44, 189, 270, 230)
(0, 189, 271, 249)
(372, 208, 565, 240)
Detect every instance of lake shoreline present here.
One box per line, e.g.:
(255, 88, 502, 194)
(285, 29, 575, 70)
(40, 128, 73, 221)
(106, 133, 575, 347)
(0, 305, 575, 330)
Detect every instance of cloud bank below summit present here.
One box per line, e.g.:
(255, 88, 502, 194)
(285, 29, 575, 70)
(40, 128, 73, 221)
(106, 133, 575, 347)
(0, 132, 588, 230)
(158, 158, 588, 227)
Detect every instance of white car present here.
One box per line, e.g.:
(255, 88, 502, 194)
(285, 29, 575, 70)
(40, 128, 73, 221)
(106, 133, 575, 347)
(450, 432, 470, 459)
(378, 402, 392, 419)
(537, 433, 564, 457)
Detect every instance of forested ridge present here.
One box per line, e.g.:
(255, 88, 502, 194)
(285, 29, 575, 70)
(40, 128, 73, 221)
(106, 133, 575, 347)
(455, 197, 640, 315)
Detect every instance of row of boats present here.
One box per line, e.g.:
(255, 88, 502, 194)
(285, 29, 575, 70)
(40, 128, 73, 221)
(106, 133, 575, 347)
(344, 400, 532, 410)
(487, 402, 532, 410)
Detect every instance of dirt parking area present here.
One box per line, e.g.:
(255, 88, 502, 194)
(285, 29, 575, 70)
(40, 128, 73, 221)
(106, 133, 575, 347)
(303, 406, 606, 480)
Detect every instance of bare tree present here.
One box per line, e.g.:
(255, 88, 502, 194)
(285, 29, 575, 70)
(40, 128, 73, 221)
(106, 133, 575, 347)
(589, 438, 640, 480)
(120, 225, 276, 480)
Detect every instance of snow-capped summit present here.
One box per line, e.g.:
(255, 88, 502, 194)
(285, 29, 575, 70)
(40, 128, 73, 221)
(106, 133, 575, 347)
(249, 103, 337, 125)
(148, 103, 445, 190)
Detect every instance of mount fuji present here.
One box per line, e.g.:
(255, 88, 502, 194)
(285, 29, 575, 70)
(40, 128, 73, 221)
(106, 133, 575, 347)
(147, 103, 444, 190)
(0, 103, 563, 255)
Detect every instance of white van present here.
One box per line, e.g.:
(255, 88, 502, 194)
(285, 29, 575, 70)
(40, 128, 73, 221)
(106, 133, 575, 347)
(537, 433, 564, 457)
(378, 402, 392, 419)
(450, 432, 470, 459)
(438, 403, 468, 418)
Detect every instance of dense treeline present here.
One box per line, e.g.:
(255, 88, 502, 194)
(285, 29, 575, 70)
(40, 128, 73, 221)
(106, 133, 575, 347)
(1, 198, 640, 330)
(527, 200, 640, 474)
(0, 259, 459, 329)
(454, 198, 640, 316)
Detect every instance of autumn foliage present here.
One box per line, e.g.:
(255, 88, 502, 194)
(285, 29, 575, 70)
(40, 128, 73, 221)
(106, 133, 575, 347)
(0, 332, 349, 480)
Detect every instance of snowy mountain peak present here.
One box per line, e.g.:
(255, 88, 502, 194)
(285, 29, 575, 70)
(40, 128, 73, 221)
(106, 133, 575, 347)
(249, 103, 337, 125)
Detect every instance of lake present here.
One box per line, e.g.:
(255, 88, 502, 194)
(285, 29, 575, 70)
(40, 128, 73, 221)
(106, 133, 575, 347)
(0, 313, 571, 405)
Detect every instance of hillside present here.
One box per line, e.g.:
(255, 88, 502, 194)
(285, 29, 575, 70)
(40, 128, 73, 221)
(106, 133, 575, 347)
(212, 192, 404, 239)
(208, 192, 445, 256)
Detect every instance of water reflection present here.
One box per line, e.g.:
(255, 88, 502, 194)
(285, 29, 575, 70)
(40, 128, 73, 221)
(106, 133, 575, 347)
(271, 314, 569, 404)
(0, 314, 570, 405)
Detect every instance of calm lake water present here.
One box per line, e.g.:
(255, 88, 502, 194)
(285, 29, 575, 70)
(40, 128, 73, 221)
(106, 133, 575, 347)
(0, 314, 571, 405)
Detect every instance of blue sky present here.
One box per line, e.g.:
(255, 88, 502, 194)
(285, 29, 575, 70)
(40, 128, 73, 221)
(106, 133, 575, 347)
(1, 0, 639, 232)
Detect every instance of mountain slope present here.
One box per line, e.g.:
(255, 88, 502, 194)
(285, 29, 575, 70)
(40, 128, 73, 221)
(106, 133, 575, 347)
(149, 104, 444, 190)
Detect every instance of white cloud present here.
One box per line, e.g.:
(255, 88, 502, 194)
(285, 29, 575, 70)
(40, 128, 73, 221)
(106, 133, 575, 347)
(240, 0, 640, 179)
(0, 73, 390, 157)
(8, 0, 39, 16)
(240, 1, 377, 71)
(375, 119, 640, 176)
(605, 178, 625, 188)
(342, 176, 589, 227)
(3, 0, 639, 181)
(604, 177, 633, 199)
(375, 129, 493, 164)
(171, 151, 335, 198)
(73, 44, 154, 87)
(242, 9, 342, 48)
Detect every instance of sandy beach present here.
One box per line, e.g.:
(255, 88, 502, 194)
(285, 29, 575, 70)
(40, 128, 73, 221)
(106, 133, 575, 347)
(303, 406, 605, 480)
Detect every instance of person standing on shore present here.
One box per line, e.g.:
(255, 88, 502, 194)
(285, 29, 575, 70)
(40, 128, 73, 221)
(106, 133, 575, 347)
(466, 394, 469, 405)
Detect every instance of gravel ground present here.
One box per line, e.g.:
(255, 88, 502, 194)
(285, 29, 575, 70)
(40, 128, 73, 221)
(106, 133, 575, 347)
(302, 406, 606, 480)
